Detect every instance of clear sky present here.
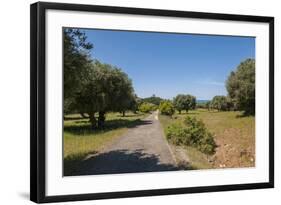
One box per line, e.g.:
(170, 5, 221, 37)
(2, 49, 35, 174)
(83, 29, 255, 100)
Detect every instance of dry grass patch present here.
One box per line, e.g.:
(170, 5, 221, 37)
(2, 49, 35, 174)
(159, 109, 255, 169)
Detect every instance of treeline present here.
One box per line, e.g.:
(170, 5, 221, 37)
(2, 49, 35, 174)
(136, 94, 196, 116)
(141, 95, 163, 105)
(158, 58, 255, 116)
(196, 97, 233, 111)
(137, 95, 164, 113)
(64, 28, 255, 130)
(137, 94, 197, 116)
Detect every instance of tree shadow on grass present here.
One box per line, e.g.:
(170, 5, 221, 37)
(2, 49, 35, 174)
(116, 113, 145, 118)
(185, 112, 199, 115)
(236, 112, 255, 118)
(64, 119, 153, 136)
(64, 149, 192, 176)
(64, 116, 87, 121)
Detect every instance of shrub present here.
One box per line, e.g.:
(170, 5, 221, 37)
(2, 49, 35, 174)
(166, 123, 188, 145)
(165, 117, 216, 155)
(138, 102, 156, 113)
(151, 104, 158, 111)
(159, 101, 175, 116)
(184, 117, 216, 154)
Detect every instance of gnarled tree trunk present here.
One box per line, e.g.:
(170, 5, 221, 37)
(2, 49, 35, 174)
(88, 112, 97, 129)
(98, 111, 106, 128)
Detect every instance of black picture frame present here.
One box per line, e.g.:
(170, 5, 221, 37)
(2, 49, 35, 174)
(30, 1, 274, 203)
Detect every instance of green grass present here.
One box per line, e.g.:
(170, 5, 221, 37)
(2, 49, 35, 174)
(64, 112, 148, 175)
(159, 109, 255, 169)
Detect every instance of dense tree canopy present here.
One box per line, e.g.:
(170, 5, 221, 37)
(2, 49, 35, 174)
(64, 29, 93, 114)
(210, 96, 231, 111)
(74, 61, 135, 128)
(173, 94, 196, 114)
(63, 29, 138, 128)
(173, 94, 185, 114)
(226, 59, 255, 115)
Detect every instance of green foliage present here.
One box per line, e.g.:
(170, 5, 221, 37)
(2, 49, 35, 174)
(141, 95, 164, 106)
(122, 94, 138, 115)
(63, 29, 138, 127)
(74, 60, 135, 128)
(159, 101, 175, 116)
(226, 58, 255, 115)
(133, 96, 143, 113)
(173, 94, 196, 113)
(165, 116, 216, 155)
(184, 117, 216, 154)
(210, 95, 232, 111)
(138, 102, 156, 113)
(63, 29, 93, 113)
(173, 95, 185, 114)
(165, 123, 188, 145)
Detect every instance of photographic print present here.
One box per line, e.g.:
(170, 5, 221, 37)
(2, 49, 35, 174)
(63, 28, 256, 176)
(30, 2, 273, 202)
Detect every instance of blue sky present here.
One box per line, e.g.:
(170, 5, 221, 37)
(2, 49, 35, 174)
(83, 29, 255, 100)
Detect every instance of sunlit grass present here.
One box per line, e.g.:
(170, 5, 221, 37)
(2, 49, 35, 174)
(159, 109, 255, 169)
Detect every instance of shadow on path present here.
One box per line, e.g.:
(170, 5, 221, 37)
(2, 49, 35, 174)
(64, 149, 180, 176)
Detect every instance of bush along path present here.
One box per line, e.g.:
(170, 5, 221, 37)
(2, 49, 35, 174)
(65, 111, 181, 176)
(159, 114, 217, 170)
(166, 116, 216, 155)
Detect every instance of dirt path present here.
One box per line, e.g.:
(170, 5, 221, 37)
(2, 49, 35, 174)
(71, 111, 179, 175)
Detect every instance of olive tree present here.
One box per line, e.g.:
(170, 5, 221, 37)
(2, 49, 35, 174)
(226, 59, 255, 115)
(173, 94, 196, 113)
(173, 94, 186, 114)
(63, 28, 93, 114)
(74, 61, 135, 128)
(211, 96, 228, 111)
